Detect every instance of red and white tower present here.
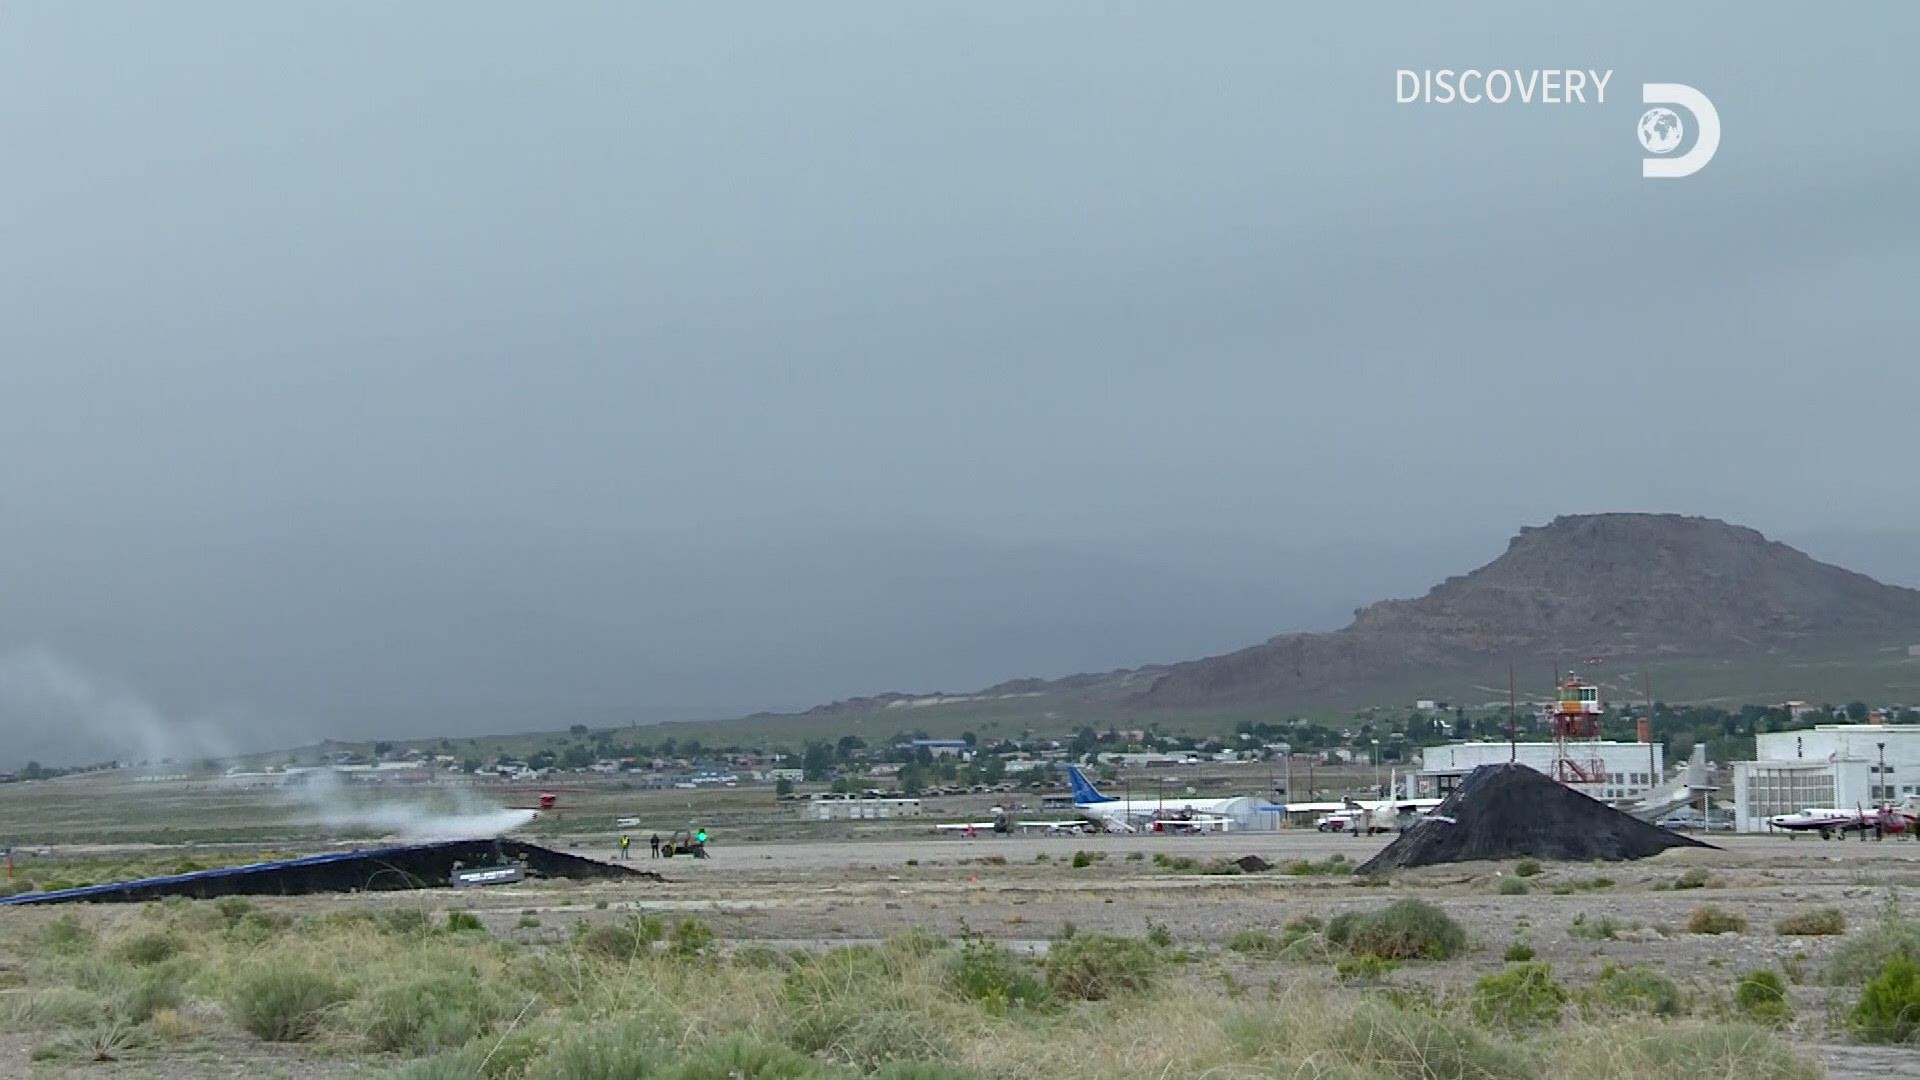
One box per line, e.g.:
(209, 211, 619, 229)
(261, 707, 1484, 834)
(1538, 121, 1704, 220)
(1549, 672, 1607, 792)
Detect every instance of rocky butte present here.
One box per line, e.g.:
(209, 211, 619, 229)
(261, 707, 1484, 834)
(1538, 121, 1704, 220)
(1134, 513, 1920, 708)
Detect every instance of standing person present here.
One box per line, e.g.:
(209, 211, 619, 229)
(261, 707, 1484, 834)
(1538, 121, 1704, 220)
(619, 834, 630, 860)
(649, 833, 661, 858)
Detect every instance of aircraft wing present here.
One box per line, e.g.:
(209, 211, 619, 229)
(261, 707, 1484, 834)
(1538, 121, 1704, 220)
(1149, 815, 1231, 832)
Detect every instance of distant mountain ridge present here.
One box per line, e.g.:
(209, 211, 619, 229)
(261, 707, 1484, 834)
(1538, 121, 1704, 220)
(239, 514, 1920, 761)
(729, 511, 1920, 722)
(1136, 513, 1920, 707)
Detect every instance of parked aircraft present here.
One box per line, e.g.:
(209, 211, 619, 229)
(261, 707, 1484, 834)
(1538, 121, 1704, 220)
(1060, 765, 1250, 832)
(1311, 775, 1444, 833)
(1767, 805, 1907, 838)
(932, 813, 1090, 835)
(1145, 813, 1232, 833)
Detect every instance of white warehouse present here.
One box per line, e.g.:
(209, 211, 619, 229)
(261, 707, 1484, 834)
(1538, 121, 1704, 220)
(1733, 724, 1920, 832)
(1417, 741, 1664, 803)
(805, 795, 923, 821)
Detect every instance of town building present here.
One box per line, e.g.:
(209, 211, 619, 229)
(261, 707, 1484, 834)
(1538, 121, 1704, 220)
(901, 739, 971, 758)
(1096, 752, 1197, 768)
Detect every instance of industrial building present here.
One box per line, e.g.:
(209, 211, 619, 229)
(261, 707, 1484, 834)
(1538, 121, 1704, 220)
(1733, 724, 1920, 832)
(1417, 741, 1664, 803)
(805, 794, 924, 820)
(900, 739, 971, 759)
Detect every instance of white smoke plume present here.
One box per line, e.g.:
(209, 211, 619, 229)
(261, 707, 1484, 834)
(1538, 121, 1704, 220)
(0, 647, 533, 841)
(286, 769, 536, 841)
(0, 646, 237, 766)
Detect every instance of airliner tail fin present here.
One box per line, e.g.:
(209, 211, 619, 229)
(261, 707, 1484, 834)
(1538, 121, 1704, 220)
(1065, 765, 1116, 804)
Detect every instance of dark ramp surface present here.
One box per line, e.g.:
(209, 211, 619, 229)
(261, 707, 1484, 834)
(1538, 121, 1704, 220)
(1356, 763, 1713, 875)
(0, 838, 656, 905)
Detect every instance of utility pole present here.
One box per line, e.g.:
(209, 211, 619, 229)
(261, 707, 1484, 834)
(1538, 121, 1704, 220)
(1507, 665, 1517, 763)
(1644, 671, 1656, 786)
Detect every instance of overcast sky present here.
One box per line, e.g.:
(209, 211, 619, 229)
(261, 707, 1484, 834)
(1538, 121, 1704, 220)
(1, 4, 1915, 765)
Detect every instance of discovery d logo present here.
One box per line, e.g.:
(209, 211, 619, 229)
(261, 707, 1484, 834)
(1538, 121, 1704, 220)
(1393, 70, 1719, 180)
(1639, 83, 1719, 179)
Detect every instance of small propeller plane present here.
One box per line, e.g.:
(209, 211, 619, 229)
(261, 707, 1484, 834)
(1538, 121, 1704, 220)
(1767, 804, 1908, 839)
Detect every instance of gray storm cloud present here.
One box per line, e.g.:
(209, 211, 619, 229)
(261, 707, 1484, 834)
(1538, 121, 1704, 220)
(0, 4, 1913, 763)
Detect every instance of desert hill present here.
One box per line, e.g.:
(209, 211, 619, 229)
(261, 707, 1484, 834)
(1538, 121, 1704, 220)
(1134, 514, 1920, 707)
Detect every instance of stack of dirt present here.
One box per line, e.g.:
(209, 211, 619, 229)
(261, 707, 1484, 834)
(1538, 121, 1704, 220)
(1355, 763, 1713, 875)
(1, 838, 660, 906)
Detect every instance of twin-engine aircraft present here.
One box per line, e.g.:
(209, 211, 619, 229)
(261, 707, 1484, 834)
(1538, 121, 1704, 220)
(1766, 804, 1911, 838)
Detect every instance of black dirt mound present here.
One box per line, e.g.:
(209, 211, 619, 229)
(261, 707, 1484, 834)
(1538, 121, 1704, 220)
(1233, 855, 1274, 873)
(1, 838, 659, 905)
(1355, 763, 1713, 875)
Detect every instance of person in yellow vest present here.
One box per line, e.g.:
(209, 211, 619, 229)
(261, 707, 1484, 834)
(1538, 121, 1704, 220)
(618, 834, 630, 860)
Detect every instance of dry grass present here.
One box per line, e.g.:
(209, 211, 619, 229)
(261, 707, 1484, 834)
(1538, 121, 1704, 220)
(1827, 908, 1920, 985)
(0, 898, 1828, 1080)
(1775, 907, 1846, 937)
(1686, 906, 1748, 935)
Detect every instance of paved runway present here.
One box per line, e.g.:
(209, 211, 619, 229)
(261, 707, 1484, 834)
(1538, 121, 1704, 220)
(555, 826, 1920, 875)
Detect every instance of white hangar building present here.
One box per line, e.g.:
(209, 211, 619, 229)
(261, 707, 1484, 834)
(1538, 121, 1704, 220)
(1733, 724, 1920, 832)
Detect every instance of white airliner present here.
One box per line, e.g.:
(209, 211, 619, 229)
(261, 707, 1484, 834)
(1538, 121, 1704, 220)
(938, 767, 1437, 836)
(937, 766, 1250, 835)
(1057, 765, 1252, 832)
